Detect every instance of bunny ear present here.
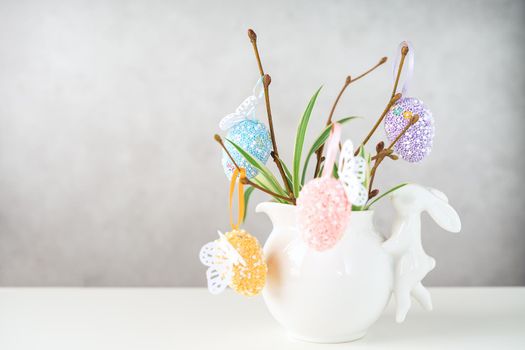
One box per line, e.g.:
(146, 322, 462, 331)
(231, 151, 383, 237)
(426, 200, 461, 233)
(428, 188, 448, 203)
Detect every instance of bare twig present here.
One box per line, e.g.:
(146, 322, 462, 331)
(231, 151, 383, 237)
(358, 93, 401, 153)
(313, 57, 388, 177)
(214, 134, 294, 203)
(248, 29, 264, 77)
(240, 177, 292, 202)
(352, 56, 388, 84)
(391, 45, 409, 99)
(262, 75, 294, 198)
(385, 115, 419, 152)
(367, 115, 419, 196)
(368, 189, 379, 200)
(357, 45, 409, 154)
(247, 29, 294, 199)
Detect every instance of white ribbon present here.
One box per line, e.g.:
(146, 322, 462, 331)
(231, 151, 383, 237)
(392, 41, 414, 96)
(219, 77, 264, 130)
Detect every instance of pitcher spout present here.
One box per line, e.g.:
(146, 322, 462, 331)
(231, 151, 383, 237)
(255, 202, 297, 228)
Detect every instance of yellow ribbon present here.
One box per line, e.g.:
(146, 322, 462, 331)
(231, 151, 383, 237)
(229, 168, 246, 230)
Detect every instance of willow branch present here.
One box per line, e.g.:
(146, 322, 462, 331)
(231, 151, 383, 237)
(391, 45, 409, 99)
(214, 134, 294, 203)
(357, 45, 409, 154)
(239, 177, 292, 202)
(262, 75, 294, 197)
(247, 29, 294, 199)
(313, 57, 387, 177)
(248, 29, 264, 77)
(385, 115, 419, 152)
(352, 56, 388, 83)
(358, 93, 401, 154)
(367, 115, 419, 197)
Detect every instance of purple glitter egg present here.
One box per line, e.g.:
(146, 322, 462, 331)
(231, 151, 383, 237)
(384, 97, 435, 162)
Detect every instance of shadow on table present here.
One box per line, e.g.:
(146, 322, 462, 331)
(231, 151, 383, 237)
(363, 312, 516, 347)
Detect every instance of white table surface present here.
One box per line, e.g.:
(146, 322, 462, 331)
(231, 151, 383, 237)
(0, 287, 523, 349)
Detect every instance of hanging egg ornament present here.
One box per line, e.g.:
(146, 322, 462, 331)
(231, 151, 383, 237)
(297, 123, 351, 251)
(200, 168, 267, 297)
(222, 119, 272, 180)
(225, 229, 267, 296)
(297, 177, 351, 251)
(385, 41, 434, 162)
(220, 78, 272, 180)
(384, 97, 435, 162)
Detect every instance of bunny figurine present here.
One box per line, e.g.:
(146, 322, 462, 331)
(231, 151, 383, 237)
(384, 184, 462, 322)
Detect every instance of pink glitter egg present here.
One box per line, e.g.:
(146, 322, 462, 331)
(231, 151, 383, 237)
(297, 177, 351, 251)
(384, 97, 434, 162)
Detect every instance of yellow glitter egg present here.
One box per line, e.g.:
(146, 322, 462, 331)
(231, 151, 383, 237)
(225, 229, 267, 297)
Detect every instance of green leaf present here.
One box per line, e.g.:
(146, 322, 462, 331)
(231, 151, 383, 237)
(364, 183, 408, 210)
(293, 87, 322, 196)
(363, 147, 372, 189)
(301, 116, 361, 185)
(277, 156, 293, 191)
(242, 186, 255, 222)
(332, 162, 339, 179)
(252, 174, 272, 191)
(225, 138, 286, 197)
(252, 175, 287, 204)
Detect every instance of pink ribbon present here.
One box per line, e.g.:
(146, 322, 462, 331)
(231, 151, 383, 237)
(392, 41, 414, 96)
(322, 123, 342, 178)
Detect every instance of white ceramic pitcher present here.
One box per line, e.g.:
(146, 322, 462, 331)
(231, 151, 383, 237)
(256, 184, 461, 343)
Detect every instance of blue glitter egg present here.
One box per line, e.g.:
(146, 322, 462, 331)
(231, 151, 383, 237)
(384, 97, 435, 163)
(222, 119, 272, 179)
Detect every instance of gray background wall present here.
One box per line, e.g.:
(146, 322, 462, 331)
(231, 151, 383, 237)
(0, 0, 523, 286)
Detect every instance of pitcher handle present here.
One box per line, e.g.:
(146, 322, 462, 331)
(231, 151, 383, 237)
(382, 184, 461, 322)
